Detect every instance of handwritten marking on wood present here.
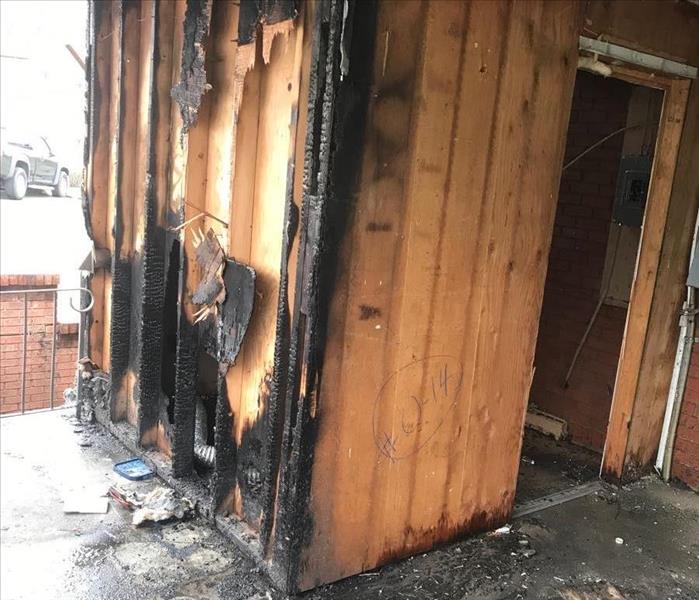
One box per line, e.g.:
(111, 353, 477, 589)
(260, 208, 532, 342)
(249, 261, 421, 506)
(373, 355, 464, 461)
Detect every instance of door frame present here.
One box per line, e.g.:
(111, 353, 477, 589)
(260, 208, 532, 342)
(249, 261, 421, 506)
(600, 65, 690, 481)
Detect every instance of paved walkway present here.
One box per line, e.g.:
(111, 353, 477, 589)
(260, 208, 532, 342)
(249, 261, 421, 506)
(1, 410, 698, 599)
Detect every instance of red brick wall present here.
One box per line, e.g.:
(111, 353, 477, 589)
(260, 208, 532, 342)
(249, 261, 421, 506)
(0, 275, 78, 414)
(672, 343, 699, 491)
(529, 73, 631, 452)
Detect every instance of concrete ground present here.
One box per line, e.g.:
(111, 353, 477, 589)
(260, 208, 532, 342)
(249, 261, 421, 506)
(1, 410, 698, 600)
(516, 429, 601, 504)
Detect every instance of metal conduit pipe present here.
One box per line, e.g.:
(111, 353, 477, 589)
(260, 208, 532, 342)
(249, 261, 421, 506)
(655, 209, 699, 479)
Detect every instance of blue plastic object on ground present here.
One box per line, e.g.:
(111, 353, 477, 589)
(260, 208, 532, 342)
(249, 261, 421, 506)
(113, 458, 154, 481)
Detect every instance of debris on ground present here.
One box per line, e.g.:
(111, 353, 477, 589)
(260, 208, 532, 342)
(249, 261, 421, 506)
(113, 458, 155, 481)
(63, 386, 77, 407)
(490, 525, 512, 536)
(108, 484, 194, 526)
(108, 484, 142, 510)
(132, 487, 194, 526)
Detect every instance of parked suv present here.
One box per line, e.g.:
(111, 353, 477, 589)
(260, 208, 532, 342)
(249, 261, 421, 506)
(1, 129, 70, 199)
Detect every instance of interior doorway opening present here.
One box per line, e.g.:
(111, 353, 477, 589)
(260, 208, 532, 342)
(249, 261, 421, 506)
(516, 70, 663, 505)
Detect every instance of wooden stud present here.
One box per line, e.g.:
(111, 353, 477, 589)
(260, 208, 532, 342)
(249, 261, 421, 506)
(602, 76, 691, 480)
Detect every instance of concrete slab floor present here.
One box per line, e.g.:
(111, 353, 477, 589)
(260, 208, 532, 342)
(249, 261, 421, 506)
(516, 429, 601, 504)
(1, 410, 697, 600)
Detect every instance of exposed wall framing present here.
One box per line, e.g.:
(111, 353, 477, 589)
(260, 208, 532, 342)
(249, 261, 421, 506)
(601, 71, 690, 481)
(615, 79, 699, 480)
(81, 0, 699, 593)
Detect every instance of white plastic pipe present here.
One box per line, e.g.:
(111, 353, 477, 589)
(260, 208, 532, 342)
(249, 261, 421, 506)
(655, 210, 699, 479)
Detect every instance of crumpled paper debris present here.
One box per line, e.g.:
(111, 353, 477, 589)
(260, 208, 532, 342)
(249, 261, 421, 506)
(108, 484, 194, 526)
(132, 487, 194, 526)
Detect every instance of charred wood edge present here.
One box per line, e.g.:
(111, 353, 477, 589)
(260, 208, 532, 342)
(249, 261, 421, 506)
(238, 0, 299, 45)
(171, 0, 212, 135)
(267, 0, 328, 583)
(270, 0, 370, 591)
(171, 0, 210, 477)
(108, 0, 132, 424)
(207, 260, 260, 522)
(258, 158, 300, 547)
(204, 0, 302, 541)
(273, 0, 377, 590)
(212, 372, 237, 511)
(136, 2, 168, 444)
(126, 1, 147, 444)
(207, 259, 256, 363)
(172, 255, 199, 477)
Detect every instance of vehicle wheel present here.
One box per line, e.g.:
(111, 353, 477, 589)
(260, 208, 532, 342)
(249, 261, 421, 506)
(53, 171, 69, 197)
(6, 166, 28, 199)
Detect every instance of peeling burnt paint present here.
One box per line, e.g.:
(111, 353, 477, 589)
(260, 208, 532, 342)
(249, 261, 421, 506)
(171, 0, 212, 134)
(238, 0, 299, 45)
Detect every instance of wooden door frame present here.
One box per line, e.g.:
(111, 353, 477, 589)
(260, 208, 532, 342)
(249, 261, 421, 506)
(600, 65, 690, 481)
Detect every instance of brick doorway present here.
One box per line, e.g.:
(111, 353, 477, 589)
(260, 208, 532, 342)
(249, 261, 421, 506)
(516, 70, 663, 503)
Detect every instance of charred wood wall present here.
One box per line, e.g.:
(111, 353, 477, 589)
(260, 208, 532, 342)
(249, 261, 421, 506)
(81, 0, 699, 593)
(288, 0, 582, 590)
(84, 0, 309, 582)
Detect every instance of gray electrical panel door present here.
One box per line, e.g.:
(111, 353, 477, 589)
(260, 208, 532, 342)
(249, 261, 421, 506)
(612, 154, 652, 227)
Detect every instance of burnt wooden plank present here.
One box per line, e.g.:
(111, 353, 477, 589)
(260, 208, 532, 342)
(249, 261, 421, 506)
(602, 78, 691, 481)
(623, 80, 699, 477)
(289, 0, 581, 591)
